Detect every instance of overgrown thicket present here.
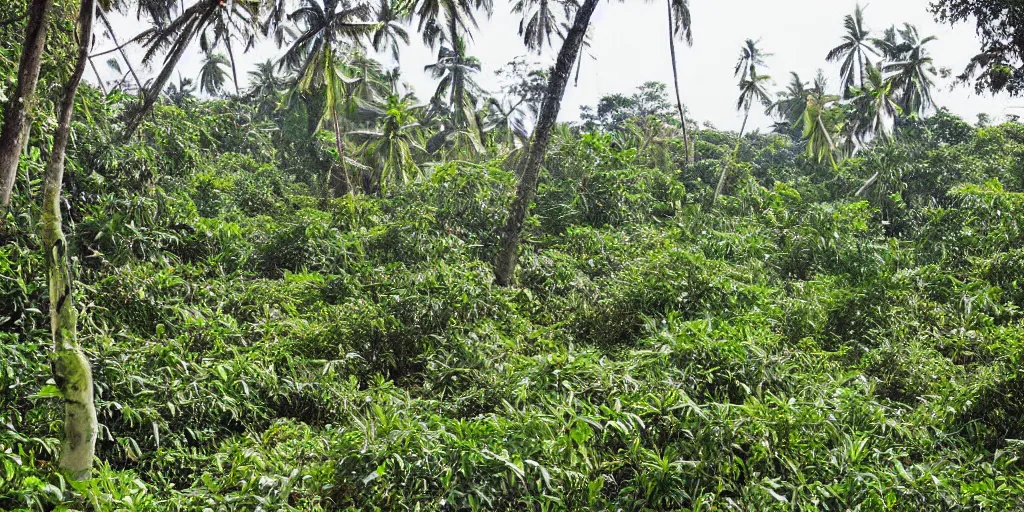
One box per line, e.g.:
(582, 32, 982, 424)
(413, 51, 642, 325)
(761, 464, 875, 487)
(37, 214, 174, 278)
(4, 63, 1024, 508)
(4, 0, 1024, 508)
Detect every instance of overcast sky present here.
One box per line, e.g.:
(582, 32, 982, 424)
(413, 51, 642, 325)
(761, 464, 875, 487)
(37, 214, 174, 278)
(101, 0, 1016, 132)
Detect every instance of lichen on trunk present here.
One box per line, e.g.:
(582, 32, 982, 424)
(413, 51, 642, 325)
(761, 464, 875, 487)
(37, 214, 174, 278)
(41, 0, 98, 480)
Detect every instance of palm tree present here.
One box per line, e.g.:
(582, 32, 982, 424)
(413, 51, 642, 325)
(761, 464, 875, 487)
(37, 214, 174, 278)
(424, 35, 483, 137)
(663, 0, 694, 164)
(352, 94, 424, 192)
(0, 0, 53, 206)
(246, 59, 287, 117)
(412, 0, 493, 47)
(513, 0, 578, 52)
(122, 0, 261, 138)
(198, 53, 230, 96)
(165, 74, 197, 106)
(281, 0, 378, 195)
(825, 4, 877, 98)
(714, 70, 772, 201)
(734, 38, 770, 82)
(735, 73, 772, 140)
(849, 63, 901, 145)
(884, 24, 937, 117)
(796, 71, 841, 167)
(372, 0, 412, 61)
(769, 72, 809, 131)
(494, 0, 599, 286)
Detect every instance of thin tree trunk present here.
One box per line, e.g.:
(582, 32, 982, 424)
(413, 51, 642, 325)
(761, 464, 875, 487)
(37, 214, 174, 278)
(225, 35, 240, 96)
(331, 109, 352, 196)
(666, 0, 692, 165)
(122, 2, 216, 139)
(714, 108, 749, 202)
(494, 0, 600, 286)
(43, 0, 97, 481)
(89, 57, 107, 95)
(0, 0, 54, 207)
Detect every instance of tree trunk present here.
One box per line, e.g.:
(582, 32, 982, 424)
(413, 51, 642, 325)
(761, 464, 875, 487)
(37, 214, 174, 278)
(225, 35, 240, 96)
(97, 10, 142, 91)
(666, 0, 692, 165)
(493, 0, 600, 286)
(121, 2, 216, 139)
(89, 58, 107, 95)
(331, 109, 352, 196)
(714, 108, 749, 202)
(0, 0, 54, 207)
(43, 0, 97, 481)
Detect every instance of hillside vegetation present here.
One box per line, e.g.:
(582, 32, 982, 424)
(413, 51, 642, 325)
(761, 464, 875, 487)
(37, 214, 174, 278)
(4, 0, 1024, 509)
(4, 88, 1024, 509)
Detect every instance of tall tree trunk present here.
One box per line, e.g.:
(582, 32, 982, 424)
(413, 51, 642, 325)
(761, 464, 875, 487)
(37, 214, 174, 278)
(121, 2, 216, 139)
(494, 0, 600, 287)
(89, 57, 107, 95)
(225, 36, 240, 96)
(0, 0, 54, 207)
(714, 108, 749, 202)
(43, 0, 97, 481)
(666, 0, 692, 165)
(97, 10, 142, 91)
(331, 109, 352, 196)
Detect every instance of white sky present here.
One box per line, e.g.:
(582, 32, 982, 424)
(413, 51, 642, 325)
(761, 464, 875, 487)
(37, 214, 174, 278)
(100, 0, 1017, 132)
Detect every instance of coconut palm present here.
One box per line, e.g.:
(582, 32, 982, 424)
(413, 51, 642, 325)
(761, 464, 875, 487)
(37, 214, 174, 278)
(735, 73, 772, 140)
(714, 70, 772, 201)
(424, 35, 483, 133)
(352, 94, 424, 192)
(246, 60, 287, 117)
(825, 4, 877, 98)
(769, 71, 809, 131)
(734, 38, 770, 82)
(372, 0, 412, 61)
(198, 53, 230, 96)
(664, 0, 694, 164)
(513, 0, 578, 52)
(281, 0, 378, 195)
(123, 0, 261, 139)
(165, 74, 197, 106)
(796, 71, 841, 167)
(849, 63, 901, 145)
(884, 24, 937, 117)
(413, 0, 493, 47)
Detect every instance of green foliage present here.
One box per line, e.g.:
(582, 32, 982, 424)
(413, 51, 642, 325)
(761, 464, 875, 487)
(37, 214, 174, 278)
(5, 28, 1024, 510)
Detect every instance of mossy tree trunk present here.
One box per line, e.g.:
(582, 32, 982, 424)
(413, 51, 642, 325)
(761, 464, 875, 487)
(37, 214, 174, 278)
(494, 0, 600, 286)
(0, 0, 54, 206)
(42, 0, 97, 481)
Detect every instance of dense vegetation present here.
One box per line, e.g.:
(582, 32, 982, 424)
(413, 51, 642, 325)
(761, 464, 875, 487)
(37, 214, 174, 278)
(4, 0, 1024, 510)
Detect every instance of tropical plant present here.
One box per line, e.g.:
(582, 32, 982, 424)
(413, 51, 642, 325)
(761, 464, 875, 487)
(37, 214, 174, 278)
(198, 52, 230, 96)
(734, 38, 770, 82)
(513, 0, 578, 52)
(883, 24, 938, 117)
(714, 69, 772, 200)
(425, 34, 484, 145)
(931, 0, 1024, 96)
(280, 0, 378, 195)
(352, 93, 423, 192)
(123, 0, 262, 138)
(825, 4, 877, 98)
